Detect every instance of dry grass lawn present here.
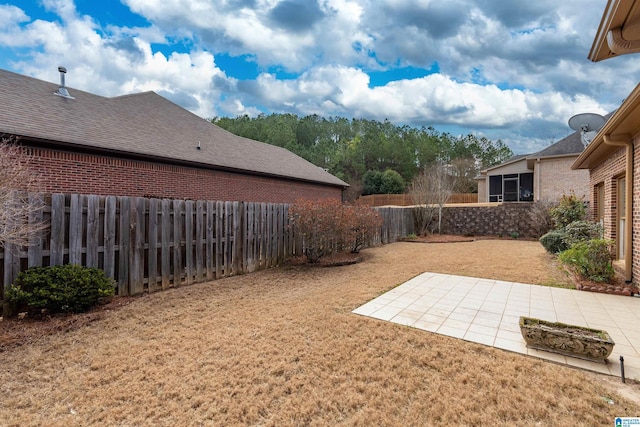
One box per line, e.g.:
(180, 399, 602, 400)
(1, 239, 640, 426)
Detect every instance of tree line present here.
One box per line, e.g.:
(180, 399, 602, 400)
(212, 113, 513, 198)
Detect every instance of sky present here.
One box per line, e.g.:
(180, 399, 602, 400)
(1, 0, 640, 154)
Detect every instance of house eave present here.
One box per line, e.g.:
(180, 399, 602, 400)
(573, 82, 640, 169)
(525, 153, 580, 170)
(589, 0, 640, 62)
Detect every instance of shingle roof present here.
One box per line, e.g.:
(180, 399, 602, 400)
(0, 69, 347, 188)
(531, 131, 584, 157)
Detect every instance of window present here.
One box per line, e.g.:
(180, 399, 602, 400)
(489, 176, 502, 202)
(595, 183, 604, 227)
(488, 172, 533, 202)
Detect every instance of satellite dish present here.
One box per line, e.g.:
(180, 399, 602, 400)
(568, 113, 606, 147)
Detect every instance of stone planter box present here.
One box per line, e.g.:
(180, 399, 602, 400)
(519, 316, 615, 363)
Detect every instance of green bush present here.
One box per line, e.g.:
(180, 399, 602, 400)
(539, 230, 568, 254)
(558, 239, 615, 283)
(550, 193, 586, 229)
(379, 169, 405, 194)
(562, 220, 602, 247)
(7, 264, 115, 314)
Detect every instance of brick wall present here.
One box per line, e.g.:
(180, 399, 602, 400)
(588, 147, 625, 245)
(26, 147, 343, 203)
(537, 157, 589, 201)
(633, 138, 640, 285)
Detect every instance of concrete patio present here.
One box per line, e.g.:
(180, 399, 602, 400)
(353, 272, 640, 380)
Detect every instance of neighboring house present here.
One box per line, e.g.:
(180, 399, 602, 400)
(0, 68, 348, 203)
(476, 130, 589, 203)
(572, 0, 640, 284)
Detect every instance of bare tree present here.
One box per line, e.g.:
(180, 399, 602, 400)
(409, 164, 456, 235)
(0, 135, 47, 249)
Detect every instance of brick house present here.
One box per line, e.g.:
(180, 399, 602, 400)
(572, 0, 640, 284)
(0, 68, 348, 203)
(476, 130, 590, 203)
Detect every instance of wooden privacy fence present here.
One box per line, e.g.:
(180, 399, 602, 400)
(1, 194, 293, 300)
(358, 193, 477, 206)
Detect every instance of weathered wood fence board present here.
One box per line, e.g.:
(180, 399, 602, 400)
(0, 194, 296, 301)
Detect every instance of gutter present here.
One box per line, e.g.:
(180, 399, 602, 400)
(604, 134, 633, 282)
(607, 27, 640, 55)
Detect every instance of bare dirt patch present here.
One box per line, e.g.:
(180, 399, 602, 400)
(1, 240, 639, 426)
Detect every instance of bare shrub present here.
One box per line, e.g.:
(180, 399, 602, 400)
(0, 135, 47, 249)
(289, 198, 382, 262)
(409, 164, 456, 235)
(528, 199, 557, 238)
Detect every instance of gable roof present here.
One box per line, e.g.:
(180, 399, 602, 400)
(531, 131, 584, 157)
(0, 69, 347, 188)
(480, 132, 584, 174)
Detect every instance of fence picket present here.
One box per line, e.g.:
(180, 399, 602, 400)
(118, 197, 131, 296)
(206, 201, 214, 280)
(104, 196, 117, 279)
(215, 201, 223, 279)
(68, 194, 83, 265)
(148, 198, 159, 293)
(27, 193, 44, 268)
(49, 193, 65, 266)
(185, 201, 194, 285)
(86, 195, 100, 268)
(129, 197, 146, 295)
(173, 199, 184, 286)
(195, 201, 204, 282)
(161, 199, 171, 289)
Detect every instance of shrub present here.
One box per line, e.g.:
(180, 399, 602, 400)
(558, 239, 615, 283)
(342, 204, 383, 253)
(562, 220, 602, 247)
(379, 169, 405, 194)
(289, 199, 382, 262)
(362, 170, 383, 195)
(7, 264, 115, 314)
(527, 199, 557, 238)
(539, 230, 568, 254)
(550, 193, 586, 229)
(289, 198, 343, 263)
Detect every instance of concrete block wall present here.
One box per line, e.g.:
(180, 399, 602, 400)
(440, 203, 540, 238)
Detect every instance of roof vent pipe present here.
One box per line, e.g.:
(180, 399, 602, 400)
(54, 66, 74, 99)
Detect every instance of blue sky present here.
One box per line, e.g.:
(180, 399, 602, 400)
(1, 0, 639, 153)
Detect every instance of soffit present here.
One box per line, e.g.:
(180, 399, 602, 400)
(589, 0, 640, 61)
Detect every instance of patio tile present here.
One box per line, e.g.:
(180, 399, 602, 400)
(442, 318, 472, 331)
(564, 357, 612, 375)
(494, 337, 528, 353)
(437, 325, 467, 339)
(467, 323, 498, 337)
(352, 272, 640, 381)
(496, 329, 524, 342)
(412, 318, 442, 332)
(527, 348, 568, 364)
(448, 311, 476, 323)
(464, 331, 495, 346)
(352, 302, 387, 316)
(369, 306, 405, 321)
(420, 313, 447, 324)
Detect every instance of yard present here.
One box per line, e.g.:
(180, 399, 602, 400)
(1, 239, 639, 425)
